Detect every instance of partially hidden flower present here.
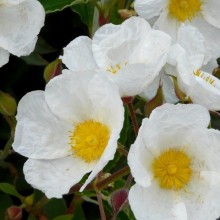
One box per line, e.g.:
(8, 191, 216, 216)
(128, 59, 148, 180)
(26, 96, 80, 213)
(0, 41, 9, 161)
(134, 0, 220, 63)
(12, 71, 124, 198)
(128, 103, 220, 220)
(0, 0, 45, 67)
(60, 16, 171, 97)
(174, 45, 220, 111)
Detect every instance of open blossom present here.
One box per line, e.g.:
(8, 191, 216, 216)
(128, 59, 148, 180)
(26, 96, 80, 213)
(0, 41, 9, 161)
(174, 46, 220, 111)
(61, 16, 171, 97)
(134, 0, 220, 63)
(12, 71, 124, 198)
(128, 103, 220, 220)
(0, 0, 45, 67)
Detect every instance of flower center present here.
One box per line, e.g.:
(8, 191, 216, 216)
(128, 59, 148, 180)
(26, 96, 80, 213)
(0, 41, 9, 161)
(152, 148, 192, 190)
(193, 69, 215, 86)
(69, 120, 110, 163)
(106, 62, 128, 74)
(168, 0, 202, 22)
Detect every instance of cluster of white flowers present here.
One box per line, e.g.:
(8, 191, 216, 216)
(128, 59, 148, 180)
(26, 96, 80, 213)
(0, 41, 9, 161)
(11, 1, 220, 219)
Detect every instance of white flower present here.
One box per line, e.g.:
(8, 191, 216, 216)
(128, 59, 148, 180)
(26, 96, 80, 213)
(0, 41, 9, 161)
(174, 46, 220, 111)
(0, 0, 45, 67)
(134, 0, 220, 63)
(60, 16, 171, 97)
(12, 71, 124, 198)
(128, 103, 220, 220)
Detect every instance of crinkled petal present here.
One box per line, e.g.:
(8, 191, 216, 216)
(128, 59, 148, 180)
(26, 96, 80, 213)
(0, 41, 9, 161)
(0, 0, 45, 56)
(24, 157, 95, 198)
(12, 91, 72, 159)
(60, 36, 98, 71)
(0, 47, 9, 67)
(128, 119, 154, 188)
(191, 17, 220, 64)
(177, 24, 205, 69)
(134, 0, 166, 20)
(149, 103, 210, 128)
(45, 70, 123, 124)
(202, 0, 220, 29)
(129, 184, 187, 220)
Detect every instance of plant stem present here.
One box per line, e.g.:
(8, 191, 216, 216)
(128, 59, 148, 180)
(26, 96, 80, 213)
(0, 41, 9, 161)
(97, 191, 106, 220)
(127, 102, 139, 137)
(1, 134, 14, 160)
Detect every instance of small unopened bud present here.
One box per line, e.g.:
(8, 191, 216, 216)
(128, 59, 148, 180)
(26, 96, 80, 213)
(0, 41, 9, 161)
(24, 194, 34, 206)
(111, 188, 128, 216)
(0, 91, 16, 116)
(44, 59, 62, 83)
(118, 9, 136, 20)
(5, 206, 22, 220)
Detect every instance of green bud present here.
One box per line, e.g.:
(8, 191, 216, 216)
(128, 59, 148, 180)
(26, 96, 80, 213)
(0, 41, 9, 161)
(0, 91, 17, 116)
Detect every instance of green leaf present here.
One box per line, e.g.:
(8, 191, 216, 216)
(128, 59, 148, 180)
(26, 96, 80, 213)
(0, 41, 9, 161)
(72, 204, 87, 220)
(0, 183, 23, 200)
(43, 198, 67, 219)
(21, 52, 48, 66)
(52, 214, 74, 220)
(119, 106, 129, 145)
(0, 193, 12, 220)
(39, 0, 90, 13)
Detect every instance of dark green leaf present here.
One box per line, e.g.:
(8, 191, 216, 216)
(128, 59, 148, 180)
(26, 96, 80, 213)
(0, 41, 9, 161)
(0, 183, 23, 200)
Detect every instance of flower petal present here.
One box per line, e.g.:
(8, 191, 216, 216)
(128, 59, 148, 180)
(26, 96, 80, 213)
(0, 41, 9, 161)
(13, 91, 72, 159)
(0, 0, 45, 56)
(0, 47, 9, 67)
(202, 0, 220, 29)
(60, 36, 98, 71)
(134, 0, 166, 20)
(128, 119, 154, 188)
(129, 184, 187, 220)
(24, 156, 95, 198)
(149, 103, 210, 128)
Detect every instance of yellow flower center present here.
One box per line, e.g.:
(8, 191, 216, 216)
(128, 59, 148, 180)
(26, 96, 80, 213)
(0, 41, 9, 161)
(152, 148, 192, 190)
(69, 120, 110, 163)
(106, 62, 128, 74)
(193, 69, 215, 86)
(168, 0, 202, 22)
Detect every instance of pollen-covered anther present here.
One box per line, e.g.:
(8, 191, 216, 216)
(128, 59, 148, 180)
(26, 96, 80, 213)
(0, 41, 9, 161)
(193, 69, 215, 86)
(106, 62, 128, 74)
(70, 120, 110, 163)
(152, 148, 192, 190)
(168, 0, 202, 22)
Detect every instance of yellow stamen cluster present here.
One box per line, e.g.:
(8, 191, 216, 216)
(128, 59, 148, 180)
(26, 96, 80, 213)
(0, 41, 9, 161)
(152, 148, 192, 190)
(168, 0, 202, 22)
(69, 120, 110, 163)
(106, 62, 128, 74)
(193, 69, 215, 86)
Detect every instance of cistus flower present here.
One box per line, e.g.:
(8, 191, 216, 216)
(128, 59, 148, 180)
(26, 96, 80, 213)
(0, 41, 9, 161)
(128, 103, 220, 220)
(60, 16, 171, 97)
(174, 46, 220, 111)
(0, 0, 45, 67)
(134, 0, 220, 63)
(12, 71, 124, 198)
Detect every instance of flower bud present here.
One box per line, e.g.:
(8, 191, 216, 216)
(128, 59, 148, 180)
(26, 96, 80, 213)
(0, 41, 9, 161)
(0, 91, 16, 116)
(5, 206, 22, 220)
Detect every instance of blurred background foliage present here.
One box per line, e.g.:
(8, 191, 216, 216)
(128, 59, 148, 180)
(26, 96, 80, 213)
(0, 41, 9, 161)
(1, 0, 220, 220)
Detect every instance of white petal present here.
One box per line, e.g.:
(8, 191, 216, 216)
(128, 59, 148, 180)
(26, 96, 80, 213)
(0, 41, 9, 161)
(108, 63, 160, 97)
(134, 0, 166, 20)
(129, 184, 187, 220)
(202, 59, 218, 73)
(202, 0, 220, 29)
(60, 36, 98, 71)
(0, 0, 45, 56)
(80, 130, 120, 191)
(177, 24, 205, 69)
(92, 17, 151, 67)
(12, 91, 72, 159)
(24, 157, 95, 198)
(191, 17, 220, 63)
(128, 119, 154, 188)
(0, 47, 9, 67)
(149, 103, 210, 128)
